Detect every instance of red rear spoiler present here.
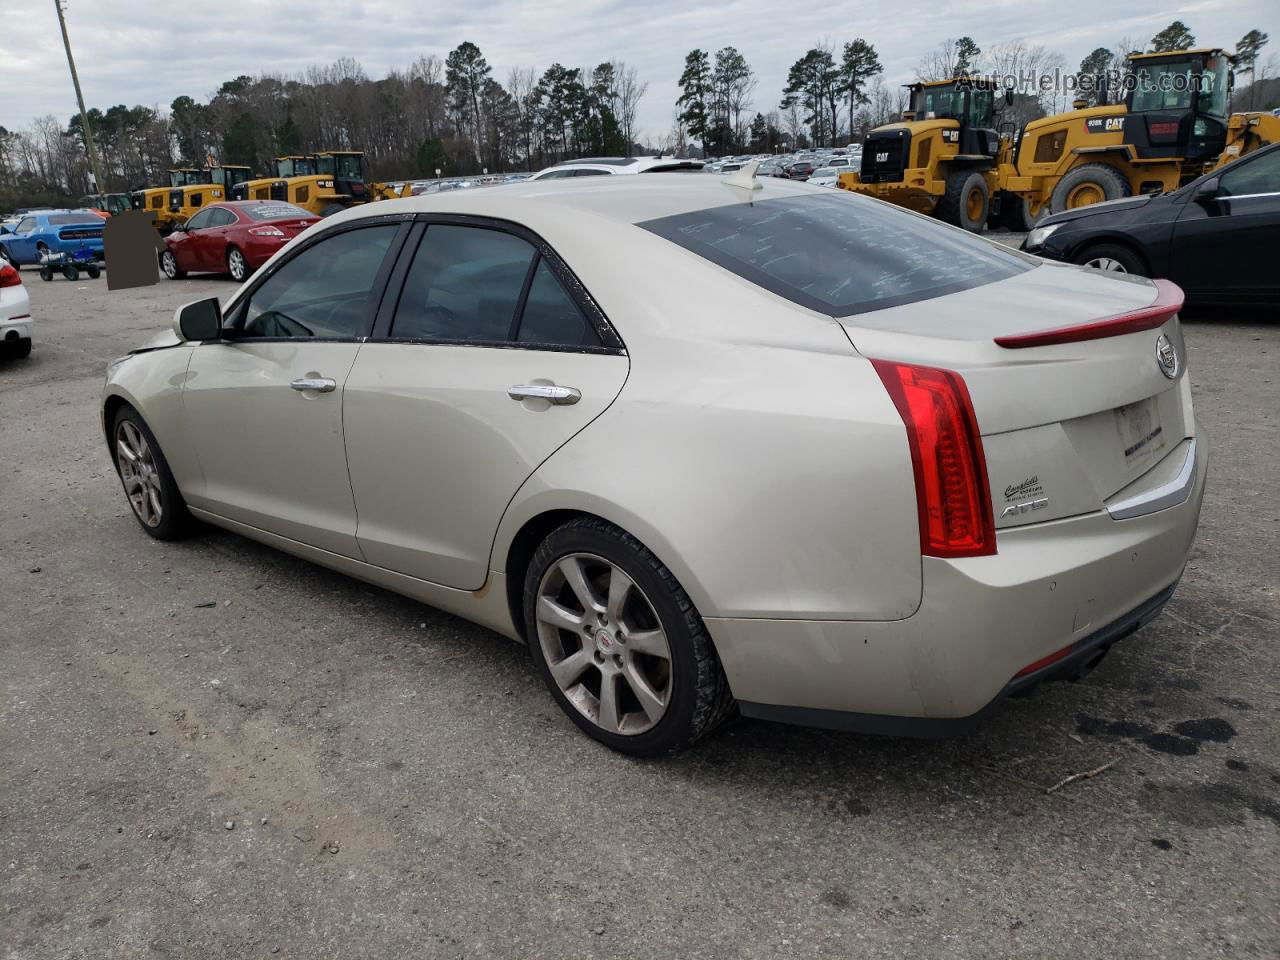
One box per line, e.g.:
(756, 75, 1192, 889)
(994, 279, 1184, 349)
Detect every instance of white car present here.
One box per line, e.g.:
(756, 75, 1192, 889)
(102, 174, 1205, 755)
(527, 156, 703, 180)
(807, 165, 858, 187)
(0, 256, 32, 359)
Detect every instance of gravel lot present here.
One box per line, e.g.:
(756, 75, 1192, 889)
(2, 265, 1277, 959)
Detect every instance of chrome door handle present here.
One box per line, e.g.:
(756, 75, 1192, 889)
(508, 384, 581, 405)
(290, 377, 336, 393)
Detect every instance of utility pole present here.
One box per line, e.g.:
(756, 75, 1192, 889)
(53, 0, 107, 194)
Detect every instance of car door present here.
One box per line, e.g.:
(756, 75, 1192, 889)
(7, 217, 37, 263)
(1170, 147, 1280, 300)
(171, 208, 213, 270)
(342, 218, 629, 589)
(200, 207, 239, 271)
(182, 219, 408, 556)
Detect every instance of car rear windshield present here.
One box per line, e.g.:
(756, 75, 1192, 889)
(242, 203, 312, 221)
(50, 214, 100, 225)
(640, 194, 1032, 318)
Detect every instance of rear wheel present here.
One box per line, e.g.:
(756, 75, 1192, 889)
(523, 517, 734, 755)
(1072, 242, 1146, 276)
(1051, 163, 1131, 213)
(160, 249, 185, 279)
(111, 406, 196, 540)
(3, 337, 32, 360)
(937, 170, 990, 232)
(226, 246, 248, 281)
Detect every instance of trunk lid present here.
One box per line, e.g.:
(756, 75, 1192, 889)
(840, 262, 1195, 529)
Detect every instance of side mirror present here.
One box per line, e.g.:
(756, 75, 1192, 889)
(173, 221, 187, 233)
(1193, 177, 1220, 204)
(173, 298, 223, 342)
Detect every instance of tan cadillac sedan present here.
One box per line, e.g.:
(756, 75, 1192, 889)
(102, 172, 1206, 755)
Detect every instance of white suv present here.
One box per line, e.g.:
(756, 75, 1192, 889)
(0, 254, 32, 359)
(527, 156, 703, 180)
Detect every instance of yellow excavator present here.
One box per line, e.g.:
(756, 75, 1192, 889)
(841, 47, 1280, 231)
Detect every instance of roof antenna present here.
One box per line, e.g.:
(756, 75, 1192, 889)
(722, 159, 762, 192)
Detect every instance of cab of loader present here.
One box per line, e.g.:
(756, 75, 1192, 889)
(167, 168, 207, 188)
(315, 151, 369, 203)
(1123, 49, 1233, 166)
(908, 80, 1001, 158)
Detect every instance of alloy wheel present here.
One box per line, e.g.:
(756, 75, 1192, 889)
(1085, 256, 1127, 273)
(228, 248, 246, 281)
(161, 251, 178, 278)
(535, 553, 673, 736)
(116, 420, 163, 527)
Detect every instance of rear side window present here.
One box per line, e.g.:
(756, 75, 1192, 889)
(392, 225, 535, 341)
(517, 260, 599, 347)
(640, 194, 1030, 317)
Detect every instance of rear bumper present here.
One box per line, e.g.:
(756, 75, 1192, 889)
(707, 431, 1207, 734)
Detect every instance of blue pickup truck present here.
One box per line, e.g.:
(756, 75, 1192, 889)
(0, 210, 105, 267)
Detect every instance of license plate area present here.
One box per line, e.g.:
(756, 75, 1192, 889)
(1114, 397, 1166, 469)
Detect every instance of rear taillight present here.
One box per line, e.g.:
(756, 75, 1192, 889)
(871, 360, 996, 558)
(0, 262, 21, 288)
(248, 226, 285, 237)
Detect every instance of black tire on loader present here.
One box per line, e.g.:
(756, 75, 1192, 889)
(937, 170, 990, 233)
(999, 191, 1046, 232)
(1050, 163, 1131, 213)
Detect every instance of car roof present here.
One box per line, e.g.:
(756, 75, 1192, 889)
(329, 173, 827, 230)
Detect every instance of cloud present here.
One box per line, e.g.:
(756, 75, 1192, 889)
(2, 0, 1272, 148)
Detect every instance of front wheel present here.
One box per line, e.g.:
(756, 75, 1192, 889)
(523, 517, 734, 755)
(938, 170, 990, 232)
(1073, 242, 1146, 276)
(160, 249, 185, 279)
(111, 406, 196, 540)
(226, 246, 248, 281)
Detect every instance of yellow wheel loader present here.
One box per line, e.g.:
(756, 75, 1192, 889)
(838, 78, 1007, 233)
(230, 152, 374, 216)
(166, 165, 253, 224)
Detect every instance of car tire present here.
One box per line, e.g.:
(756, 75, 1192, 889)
(523, 516, 734, 756)
(1072, 242, 1147, 276)
(0, 245, 10, 263)
(3, 337, 32, 360)
(1051, 163, 1131, 213)
(110, 405, 197, 541)
(160, 249, 185, 279)
(938, 170, 990, 233)
(226, 246, 248, 282)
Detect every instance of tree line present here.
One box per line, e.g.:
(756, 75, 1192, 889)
(0, 43, 649, 210)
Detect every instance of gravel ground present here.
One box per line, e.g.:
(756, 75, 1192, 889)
(1, 265, 1277, 959)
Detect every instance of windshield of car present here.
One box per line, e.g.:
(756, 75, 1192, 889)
(243, 202, 312, 221)
(812, 167, 837, 177)
(641, 194, 1031, 318)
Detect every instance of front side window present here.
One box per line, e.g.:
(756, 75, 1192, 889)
(1131, 62, 1196, 113)
(1219, 150, 1280, 197)
(641, 194, 1031, 319)
(235, 224, 398, 339)
(185, 209, 215, 231)
(392, 225, 535, 341)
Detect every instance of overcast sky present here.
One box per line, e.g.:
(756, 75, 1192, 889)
(1, 0, 1273, 147)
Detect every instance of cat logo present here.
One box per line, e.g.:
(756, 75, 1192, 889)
(943, 130, 959, 143)
(875, 152, 889, 163)
(1085, 117, 1126, 134)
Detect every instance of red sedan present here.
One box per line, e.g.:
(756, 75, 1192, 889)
(160, 201, 319, 282)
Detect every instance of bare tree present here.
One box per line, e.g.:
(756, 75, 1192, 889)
(614, 61, 647, 155)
